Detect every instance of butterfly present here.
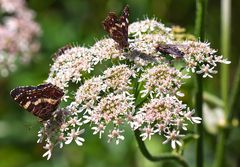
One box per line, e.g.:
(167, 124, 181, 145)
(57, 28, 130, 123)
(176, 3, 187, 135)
(102, 5, 129, 49)
(156, 43, 184, 58)
(10, 83, 64, 121)
(53, 44, 73, 60)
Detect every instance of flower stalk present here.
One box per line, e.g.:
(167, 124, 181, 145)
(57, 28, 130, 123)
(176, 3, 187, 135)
(214, 0, 231, 167)
(194, 0, 208, 167)
(134, 129, 189, 167)
(229, 60, 240, 121)
(195, 75, 203, 167)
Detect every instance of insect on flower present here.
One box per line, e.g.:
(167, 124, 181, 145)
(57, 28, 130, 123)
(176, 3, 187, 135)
(53, 44, 74, 60)
(156, 43, 184, 58)
(10, 83, 64, 121)
(102, 5, 129, 49)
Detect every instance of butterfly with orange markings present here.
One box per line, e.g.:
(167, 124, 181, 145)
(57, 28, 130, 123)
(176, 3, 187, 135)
(10, 83, 64, 121)
(102, 5, 129, 49)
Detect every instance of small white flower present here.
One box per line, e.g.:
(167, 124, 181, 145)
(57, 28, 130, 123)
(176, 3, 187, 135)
(43, 140, 53, 160)
(37, 128, 44, 143)
(163, 130, 184, 149)
(154, 123, 166, 135)
(68, 117, 83, 127)
(196, 64, 217, 78)
(65, 128, 85, 146)
(184, 109, 202, 124)
(172, 118, 188, 130)
(92, 123, 106, 138)
(131, 114, 145, 130)
(214, 55, 231, 64)
(108, 129, 125, 144)
(60, 123, 70, 132)
(176, 91, 184, 97)
(140, 126, 155, 141)
(43, 149, 52, 160)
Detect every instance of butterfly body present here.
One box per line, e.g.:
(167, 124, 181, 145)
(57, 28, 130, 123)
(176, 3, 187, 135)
(10, 83, 64, 121)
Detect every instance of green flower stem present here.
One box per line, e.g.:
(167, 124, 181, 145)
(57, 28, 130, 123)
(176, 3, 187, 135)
(135, 81, 143, 101)
(194, 0, 207, 167)
(214, 1, 231, 167)
(229, 60, 240, 121)
(134, 129, 189, 167)
(213, 61, 240, 167)
(220, 0, 231, 117)
(195, 75, 204, 167)
(195, 0, 207, 40)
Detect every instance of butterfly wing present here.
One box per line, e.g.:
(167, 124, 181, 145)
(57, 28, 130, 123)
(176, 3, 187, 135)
(102, 5, 129, 49)
(119, 5, 129, 36)
(10, 83, 64, 121)
(156, 44, 184, 58)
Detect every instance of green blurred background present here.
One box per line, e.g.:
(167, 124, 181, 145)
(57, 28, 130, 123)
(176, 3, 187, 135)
(1, 0, 240, 167)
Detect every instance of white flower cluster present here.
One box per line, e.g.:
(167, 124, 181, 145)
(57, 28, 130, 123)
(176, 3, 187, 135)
(38, 18, 230, 159)
(37, 109, 85, 160)
(86, 92, 134, 144)
(0, 0, 41, 77)
(129, 18, 172, 38)
(139, 64, 189, 98)
(47, 47, 94, 89)
(178, 41, 230, 78)
(91, 38, 125, 62)
(132, 96, 201, 148)
(103, 65, 135, 92)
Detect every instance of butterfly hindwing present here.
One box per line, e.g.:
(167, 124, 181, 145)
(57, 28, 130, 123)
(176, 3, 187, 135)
(102, 5, 129, 49)
(10, 83, 64, 121)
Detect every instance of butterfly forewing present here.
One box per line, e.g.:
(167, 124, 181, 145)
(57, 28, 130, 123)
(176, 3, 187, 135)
(10, 83, 64, 121)
(102, 5, 129, 49)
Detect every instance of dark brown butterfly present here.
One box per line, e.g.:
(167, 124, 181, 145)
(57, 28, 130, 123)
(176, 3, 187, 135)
(102, 5, 129, 49)
(156, 43, 184, 58)
(10, 83, 64, 121)
(53, 44, 73, 60)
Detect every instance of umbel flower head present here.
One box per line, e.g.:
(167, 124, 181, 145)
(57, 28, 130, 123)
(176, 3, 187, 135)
(37, 6, 229, 159)
(0, 0, 41, 77)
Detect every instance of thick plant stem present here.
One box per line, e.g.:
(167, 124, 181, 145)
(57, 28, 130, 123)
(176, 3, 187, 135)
(194, 0, 207, 167)
(214, 0, 231, 167)
(220, 0, 231, 116)
(195, 0, 207, 40)
(195, 75, 203, 167)
(134, 130, 189, 167)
